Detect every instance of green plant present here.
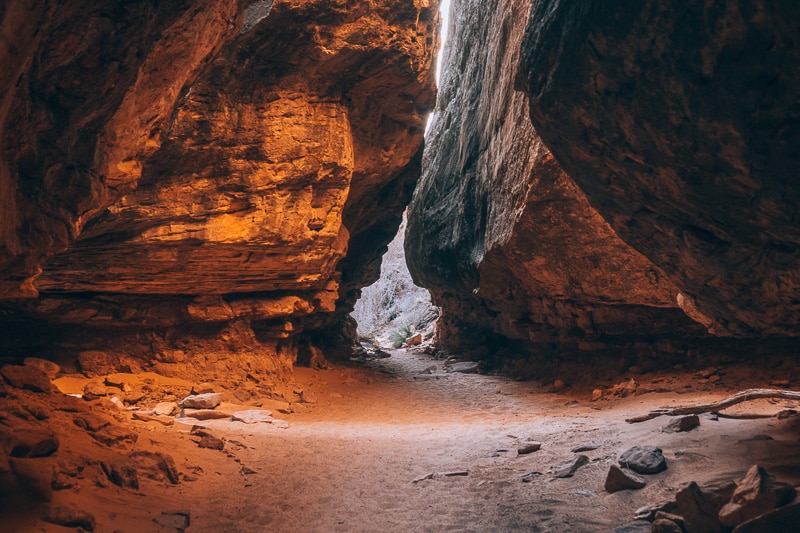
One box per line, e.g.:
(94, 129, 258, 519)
(388, 324, 413, 348)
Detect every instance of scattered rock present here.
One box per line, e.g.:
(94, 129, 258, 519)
(23, 358, 60, 379)
(445, 362, 479, 374)
(0, 364, 54, 393)
(191, 427, 224, 450)
(179, 393, 223, 409)
(571, 442, 602, 453)
(634, 500, 679, 521)
(718, 465, 796, 527)
(42, 504, 96, 531)
(103, 376, 132, 392)
(240, 466, 257, 475)
(182, 409, 230, 421)
(611, 521, 651, 533)
(609, 378, 638, 398)
(776, 409, 797, 419)
(153, 402, 179, 416)
(405, 333, 422, 346)
(652, 518, 683, 533)
(83, 381, 113, 400)
(270, 419, 290, 429)
(77, 351, 114, 377)
(521, 471, 543, 482)
(605, 465, 646, 493)
(72, 414, 110, 432)
(676, 481, 736, 533)
(191, 382, 216, 395)
(731, 501, 800, 533)
(9, 430, 59, 458)
(591, 389, 603, 401)
(574, 489, 595, 497)
(517, 442, 542, 454)
(770, 379, 790, 388)
(619, 446, 667, 474)
(9, 457, 54, 501)
(130, 451, 180, 484)
(654, 512, 685, 530)
(153, 510, 190, 531)
(552, 455, 589, 478)
(231, 410, 274, 424)
(132, 412, 175, 426)
(101, 461, 139, 489)
(663, 414, 700, 433)
(442, 470, 469, 477)
(552, 379, 566, 392)
(698, 367, 719, 378)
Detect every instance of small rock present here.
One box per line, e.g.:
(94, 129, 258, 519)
(182, 409, 230, 421)
(731, 501, 800, 533)
(42, 504, 95, 531)
(521, 471, 542, 482)
(179, 393, 223, 409)
(552, 379, 566, 392)
(240, 466, 257, 475)
(591, 389, 603, 401)
(605, 465, 646, 493)
(445, 362, 479, 374)
(405, 333, 422, 346)
(518, 442, 542, 454)
(737, 434, 773, 443)
(153, 402, 178, 416)
(132, 412, 175, 426)
(231, 410, 274, 424)
(769, 379, 790, 388)
(571, 442, 602, 453)
(191, 382, 216, 395)
(10, 430, 59, 458)
(83, 381, 112, 400)
(72, 414, 110, 432)
(103, 376, 132, 392)
(709, 374, 721, 383)
(718, 465, 796, 527)
(0, 364, 54, 393)
(698, 367, 718, 378)
(153, 510, 190, 530)
(628, 365, 643, 374)
(654, 512, 685, 529)
(23, 358, 60, 379)
(634, 500, 679, 521)
(776, 409, 797, 419)
(611, 521, 651, 533)
(676, 480, 736, 533)
(703, 413, 719, 421)
(191, 427, 224, 450)
(270, 419, 290, 429)
(662, 414, 700, 433)
(101, 461, 139, 489)
(619, 446, 667, 474)
(574, 489, 595, 497)
(552, 455, 589, 478)
(652, 518, 683, 533)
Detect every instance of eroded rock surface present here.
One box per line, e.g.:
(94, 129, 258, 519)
(0, 0, 438, 382)
(518, 0, 800, 336)
(405, 0, 707, 368)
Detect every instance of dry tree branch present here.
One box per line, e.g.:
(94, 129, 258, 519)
(626, 388, 800, 423)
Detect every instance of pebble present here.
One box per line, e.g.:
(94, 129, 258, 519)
(552, 455, 589, 478)
(619, 446, 667, 474)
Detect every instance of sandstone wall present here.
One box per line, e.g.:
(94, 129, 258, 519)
(405, 0, 708, 369)
(0, 0, 438, 386)
(518, 0, 800, 337)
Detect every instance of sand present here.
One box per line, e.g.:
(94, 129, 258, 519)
(4, 349, 800, 532)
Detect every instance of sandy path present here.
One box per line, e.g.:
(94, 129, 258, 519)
(163, 350, 800, 533)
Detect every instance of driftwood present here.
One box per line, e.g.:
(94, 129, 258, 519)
(626, 388, 800, 423)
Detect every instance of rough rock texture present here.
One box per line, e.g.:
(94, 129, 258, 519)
(405, 0, 708, 368)
(0, 1, 438, 382)
(518, 0, 800, 336)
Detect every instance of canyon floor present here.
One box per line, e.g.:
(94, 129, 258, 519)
(7, 349, 800, 532)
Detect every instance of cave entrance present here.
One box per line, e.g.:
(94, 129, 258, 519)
(351, 211, 437, 348)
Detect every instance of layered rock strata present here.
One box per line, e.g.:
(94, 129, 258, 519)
(405, 0, 708, 369)
(0, 0, 438, 384)
(518, 0, 800, 336)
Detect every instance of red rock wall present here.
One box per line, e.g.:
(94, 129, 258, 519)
(518, 0, 800, 337)
(0, 0, 438, 385)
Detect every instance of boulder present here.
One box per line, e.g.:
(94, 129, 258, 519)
(23, 358, 60, 379)
(676, 481, 736, 533)
(718, 465, 796, 527)
(619, 446, 667, 474)
(0, 365, 53, 393)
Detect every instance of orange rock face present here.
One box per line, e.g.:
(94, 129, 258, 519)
(0, 0, 438, 383)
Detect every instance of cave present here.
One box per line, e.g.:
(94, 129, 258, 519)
(2, 1, 800, 532)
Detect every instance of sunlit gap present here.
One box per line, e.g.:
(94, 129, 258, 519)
(425, 0, 451, 135)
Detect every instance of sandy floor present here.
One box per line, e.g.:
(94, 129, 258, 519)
(6, 349, 800, 532)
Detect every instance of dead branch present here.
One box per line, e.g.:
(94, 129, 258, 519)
(626, 388, 800, 423)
